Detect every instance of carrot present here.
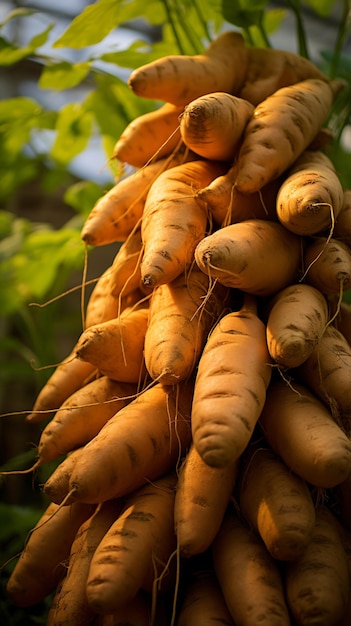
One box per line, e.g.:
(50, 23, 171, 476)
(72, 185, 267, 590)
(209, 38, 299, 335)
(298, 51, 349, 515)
(296, 323, 351, 431)
(284, 506, 349, 626)
(174, 443, 238, 558)
(52, 380, 193, 505)
(26, 259, 125, 423)
(275, 149, 344, 235)
(44, 447, 85, 505)
(238, 445, 316, 561)
(238, 46, 330, 106)
(195, 133, 333, 226)
(177, 560, 235, 626)
(84, 266, 119, 329)
(196, 175, 280, 228)
(37, 376, 137, 466)
(81, 150, 193, 247)
(47, 499, 122, 626)
(191, 294, 272, 468)
(109, 229, 144, 301)
(335, 472, 351, 532)
(85, 473, 177, 614)
(334, 299, 351, 346)
(128, 31, 248, 107)
(259, 378, 351, 488)
(233, 78, 342, 194)
(112, 102, 183, 168)
(92, 589, 161, 626)
(26, 350, 98, 423)
(265, 283, 329, 369)
(212, 505, 291, 626)
(75, 303, 149, 384)
(179, 92, 254, 161)
(140, 159, 227, 288)
(194, 219, 301, 296)
(334, 189, 351, 248)
(303, 236, 351, 295)
(144, 266, 228, 385)
(6, 500, 95, 608)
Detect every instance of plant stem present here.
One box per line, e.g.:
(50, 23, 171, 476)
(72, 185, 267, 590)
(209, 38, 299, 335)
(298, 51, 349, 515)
(287, 0, 309, 57)
(329, 0, 351, 78)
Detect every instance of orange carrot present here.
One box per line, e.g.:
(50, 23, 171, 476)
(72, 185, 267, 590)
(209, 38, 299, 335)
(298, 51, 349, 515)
(174, 443, 238, 557)
(37, 376, 137, 466)
(144, 266, 228, 384)
(196, 175, 280, 228)
(213, 506, 291, 626)
(112, 102, 183, 167)
(85, 473, 177, 614)
(128, 31, 248, 107)
(109, 229, 143, 301)
(81, 150, 192, 246)
(75, 303, 149, 383)
(6, 500, 95, 608)
(140, 159, 227, 288)
(265, 283, 329, 369)
(194, 219, 301, 296)
(26, 260, 124, 423)
(239, 445, 316, 561)
(238, 46, 330, 105)
(191, 294, 272, 468)
(179, 92, 254, 161)
(233, 78, 342, 194)
(51, 380, 193, 505)
(47, 499, 122, 626)
(303, 236, 351, 296)
(259, 379, 351, 488)
(26, 351, 97, 423)
(44, 447, 84, 505)
(296, 323, 351, 431)
(276, 149, 344, 236)
(334, 189, 351, 248)
(285, 506, 349, 625)
(177, 561, 235, 626)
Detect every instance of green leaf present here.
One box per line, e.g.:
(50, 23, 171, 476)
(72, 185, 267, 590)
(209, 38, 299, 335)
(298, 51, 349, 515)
(50, 103, 94, 165)
(0, 96, 41, 124)
(0, 24, 53, 65)
(29, 23, 53, 49)
(39, 61, 92, 90)
(302, 0, 338, 17)
(64, 180, 106, 217)
(0, 36, 34, 65)
(0, 8, 36, 28)
(85, 74, 151, 154)
(53, 0, 125, 49)
(0, 226, 85, 315)
(222, 0, 270, 27)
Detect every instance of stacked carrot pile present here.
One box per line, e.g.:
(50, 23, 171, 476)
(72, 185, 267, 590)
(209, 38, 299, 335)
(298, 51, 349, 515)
(5, 30, 351, 626)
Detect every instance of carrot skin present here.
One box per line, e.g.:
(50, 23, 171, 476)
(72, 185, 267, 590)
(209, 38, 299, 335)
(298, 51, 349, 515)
(191, 295, 272, 467)
(65, 381, 193, 504)
(85, 473, 177, 614)
(194, 219, 302, 296)
(6, 501, 95, 608)
(239, 446, 316, 561)
(285, 506, 350, 626)
(47, 500, 122, 626)
(174, 443, 238, 557)
(259, 379, 351, 488)
(213, 507, 291, 626)
(140, 159, 227, 288)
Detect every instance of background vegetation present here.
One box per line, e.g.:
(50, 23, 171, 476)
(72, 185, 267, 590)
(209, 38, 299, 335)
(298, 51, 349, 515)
(0, 0, 350, 622)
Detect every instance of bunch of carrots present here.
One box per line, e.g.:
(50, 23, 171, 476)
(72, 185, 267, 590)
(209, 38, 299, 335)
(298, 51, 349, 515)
(4, 29, 351, 626)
